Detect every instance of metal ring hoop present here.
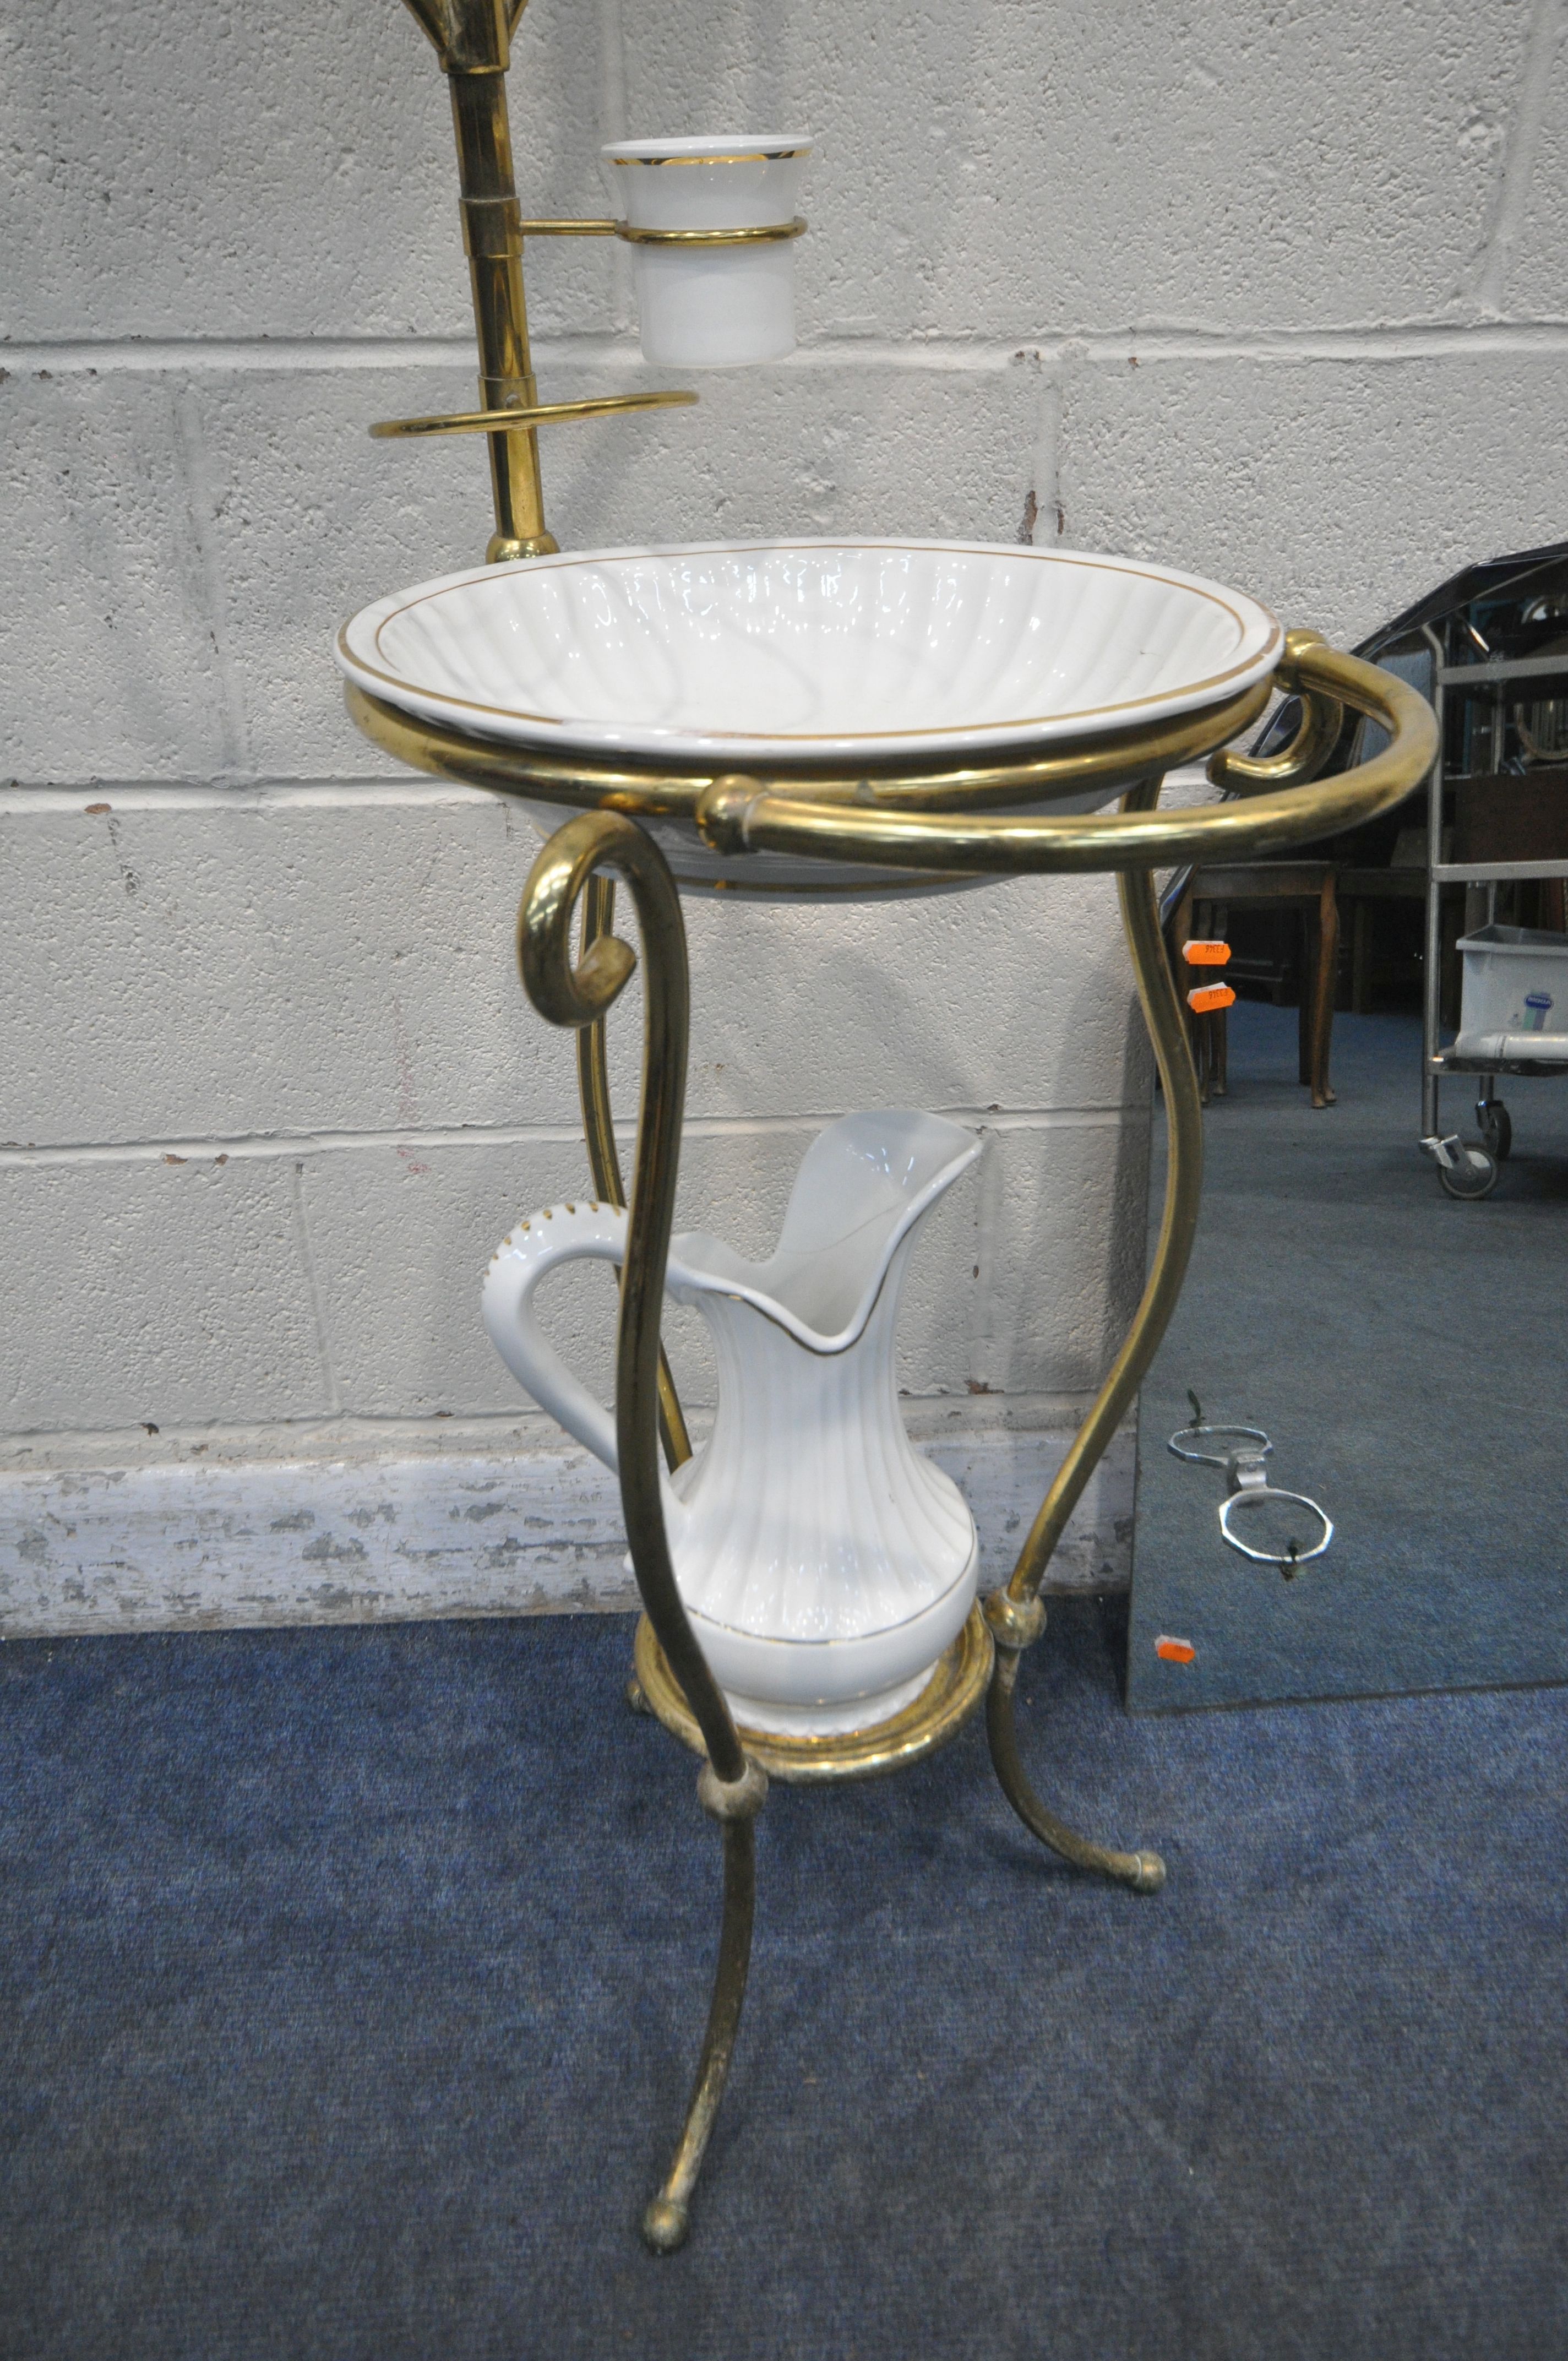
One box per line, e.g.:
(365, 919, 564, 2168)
(616, 216, 807, 245)
(1218, 1487, 1334, 1565)
(1167, 1423, 1271, 1469)
(345, 635, 1437, 872)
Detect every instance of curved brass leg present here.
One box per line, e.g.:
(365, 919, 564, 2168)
(576, 873, 693, 1471)
(984, 781, 1204, 1890)
(985, 1636, 1164, 1892)
(642, 1762, 766, 2253)
(518, 813, 761, 2249)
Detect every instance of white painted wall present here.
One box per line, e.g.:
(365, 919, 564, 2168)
(4, 0, 1567, 1631)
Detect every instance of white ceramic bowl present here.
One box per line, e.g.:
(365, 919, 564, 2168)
(338, 537, 1283, 770)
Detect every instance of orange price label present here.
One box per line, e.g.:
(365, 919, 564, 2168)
(1183, 939, 1231, 965)
(1155, 1635, 1196, 1664)
(1187, 983, 1236, 1015)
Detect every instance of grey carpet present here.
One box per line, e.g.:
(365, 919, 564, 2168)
(2, 1603, 1565, 2358)
(1129, 1001, 1568, 1713)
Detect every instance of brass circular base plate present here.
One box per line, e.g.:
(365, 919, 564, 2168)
(631, 1606, 994, 1785)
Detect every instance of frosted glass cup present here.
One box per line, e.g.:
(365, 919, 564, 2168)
(601, 134, 812, 368)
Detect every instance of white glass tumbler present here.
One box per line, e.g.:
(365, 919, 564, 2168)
(601, 134, 812, 368)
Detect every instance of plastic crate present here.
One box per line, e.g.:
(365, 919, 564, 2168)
(1452, 923, 1568, 1064)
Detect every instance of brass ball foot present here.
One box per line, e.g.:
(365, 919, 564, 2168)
(625, 1673, 651, 1716)
(1129, 1851, 1167, 1894)
(641, 2196, 689, 2254)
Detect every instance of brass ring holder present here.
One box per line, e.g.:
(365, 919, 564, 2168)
(614, 216, 808, 244)
(352, 0, 1441, 2257)
(510, 217, 806, 242)
(631, 1601, 996, 1784)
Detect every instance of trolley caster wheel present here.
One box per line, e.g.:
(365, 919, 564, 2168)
(1438, 1141, 1499, 1201)
(1476, 1098, 1512, 1161)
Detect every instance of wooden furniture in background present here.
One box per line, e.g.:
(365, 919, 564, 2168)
(1336, 866, 1427, 1012)
(1172, 862, 1340, 1108)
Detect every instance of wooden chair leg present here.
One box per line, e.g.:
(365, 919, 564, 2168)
(1298, 909, 1313, 1086)
(1169, 885, 1199, 1091)
(1187, 891, 1212, 1101)
(1311, 874, 1339, 1107)
(1205, 900, 1227, 1100)
(1351, 897, 1369, 1014)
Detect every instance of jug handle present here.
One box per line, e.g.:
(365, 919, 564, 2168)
(482, 1204, 688, 1521)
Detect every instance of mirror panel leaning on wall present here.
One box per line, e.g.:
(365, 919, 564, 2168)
(1132, 546, 1568, 1710)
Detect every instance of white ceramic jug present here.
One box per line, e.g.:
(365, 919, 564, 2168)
(483, 1111, 981, 1736)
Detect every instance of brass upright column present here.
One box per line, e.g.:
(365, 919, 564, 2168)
(404, 0, 556, 560)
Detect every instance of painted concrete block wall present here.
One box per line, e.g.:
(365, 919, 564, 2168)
(4, 0, 1567, 1633)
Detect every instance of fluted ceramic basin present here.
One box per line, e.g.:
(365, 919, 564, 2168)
(340, 537, 1281, 768)
(340, 538, 1282, 893)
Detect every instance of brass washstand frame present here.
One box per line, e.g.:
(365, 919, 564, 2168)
(347, 0, 1438, 2252)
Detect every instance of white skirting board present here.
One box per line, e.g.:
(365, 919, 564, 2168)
(0, 1406, 1133, 1640)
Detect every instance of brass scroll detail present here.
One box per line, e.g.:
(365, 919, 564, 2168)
(516, 813, 736, 1775)
(1207, 628, 1346, 796)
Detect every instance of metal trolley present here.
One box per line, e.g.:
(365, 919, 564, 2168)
(1354, 543, 1568, 1200)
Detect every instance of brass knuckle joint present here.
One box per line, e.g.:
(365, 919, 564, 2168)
(983, 1590, 1047, 1652)
(461, 194, 524, 257)
(1278, 625, 1329, 666)
(697, 1758, 769, 1822)
(488, 531, 559, 563)
(695, 776, 764, 855)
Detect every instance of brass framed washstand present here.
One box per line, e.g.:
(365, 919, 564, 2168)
(345, 0, 1437, 2251)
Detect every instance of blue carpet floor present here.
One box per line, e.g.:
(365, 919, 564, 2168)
(1130, 1002, 1568, 1712)
(2, 1603, 1565, 2358)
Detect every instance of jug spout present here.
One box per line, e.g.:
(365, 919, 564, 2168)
(667, 1109, 982, 1351)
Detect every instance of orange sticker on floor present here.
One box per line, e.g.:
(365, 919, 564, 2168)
(1183, 939, 1232, 966)
(1155, 1635, 1196, 1664)
(1186, 983, 1237, 1015)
